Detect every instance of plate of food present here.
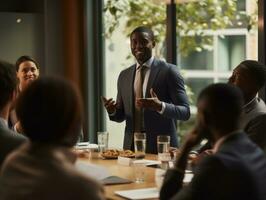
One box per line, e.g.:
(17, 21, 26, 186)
(101, 149, 120, 159)
(119, 150, 135, 158)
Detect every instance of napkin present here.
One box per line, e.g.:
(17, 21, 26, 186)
(115, 187, 159, 200)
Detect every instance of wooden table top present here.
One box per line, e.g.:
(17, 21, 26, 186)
(78, 153, 159, 200)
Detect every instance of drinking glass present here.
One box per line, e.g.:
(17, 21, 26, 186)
(134, 132, 146, 159)
(133, 160, 146, 183)
(155, 168, 166, 189)
(157, 135, 171, 162)
(97, 131, 109, 153)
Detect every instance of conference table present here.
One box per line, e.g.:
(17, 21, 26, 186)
(78, 153, 160, 200)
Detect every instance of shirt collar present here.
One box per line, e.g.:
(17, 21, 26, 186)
(243, 96, 257, 109)
(30, 143, 77, 164)
(212, 130, 240, 153)
(136, 56, 154, 69)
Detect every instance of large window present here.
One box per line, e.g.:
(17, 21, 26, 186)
(177, 0, 258, 140)
(103, 0, 258, 147)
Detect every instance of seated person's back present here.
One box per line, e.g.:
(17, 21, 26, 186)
(0, 77, 104, 200)
(160, 84, 266, 200)
(195, 133, 266, 200)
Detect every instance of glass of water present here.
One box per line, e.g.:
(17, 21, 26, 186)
(133, 160, 146, 183)
(134, 132, 146, 159)
(157, 135, 171, 162)
(97, 131, 109, 153)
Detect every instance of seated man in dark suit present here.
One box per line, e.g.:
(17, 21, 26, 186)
(0, 60, 26, 167)
(160, 83, 266, 200)
(229, 60, 266, 152)
(195, 60, 266, 155)
(0, 77, 104, 200)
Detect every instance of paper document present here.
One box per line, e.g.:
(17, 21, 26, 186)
(183, 173, 194, 183)
(138, 159, 161, 166)
(75, 160, 110, 180)
(115, 187, 159, 200)
(75, 142, 98, 150)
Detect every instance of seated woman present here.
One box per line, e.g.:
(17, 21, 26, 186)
(16, 55, 40, 92)
(0, 77, 104, 200)
(9, 55, 40, 129)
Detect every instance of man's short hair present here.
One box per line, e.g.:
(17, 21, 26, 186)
(130, 26, 155, 41)
(239, 60, 266, 89)
(16, 76, 82, 146)
(0, 60, 17, 111)
(15, 55, 39, 72)
(198, 83, 244, 132)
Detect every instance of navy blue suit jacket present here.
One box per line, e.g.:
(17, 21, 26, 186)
(109, 58, 190, 153)
(160, 132, 266, 200)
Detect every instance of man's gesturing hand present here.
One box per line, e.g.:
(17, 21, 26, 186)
(101, 96, 116, 114)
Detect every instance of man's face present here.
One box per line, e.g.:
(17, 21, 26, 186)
(17, 61, 39, 91)
(228, 65, 256, 99)
(130, 31, 155, 64)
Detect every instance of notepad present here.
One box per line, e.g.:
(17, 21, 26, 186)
(75, 142, 98, 150)
(115, 187, 159, 199)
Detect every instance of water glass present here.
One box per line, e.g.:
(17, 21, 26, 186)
(133, 160, 146, 183)
(155, 168, 166, 189)
(134, 132, 146, 159)
(97, 131, 109, 153)
(157, 135, 171, 162)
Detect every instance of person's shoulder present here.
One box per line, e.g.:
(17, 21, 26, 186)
(117, 64, 135, 80)
(0, 126, 26, 144)
(153, 58, 176, 67)
(153, 58, 180, 73)
(197, 154, 223, 169)
(249, 113, 266, 124)
(62, 167, 104, 198)
(120, 64, 135, 73)
(1, 143, 27, 169)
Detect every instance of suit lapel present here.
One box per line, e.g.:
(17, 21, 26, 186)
(145, 59, 161, 98)
(128, 65, 136, 115)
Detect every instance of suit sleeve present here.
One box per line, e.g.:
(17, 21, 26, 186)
(109, 72, 126, 123)
(245, 113, 266, 151)
(161, 66, 190, 120)
(160, 156, 235, 200)
(160, 168, 184, 200)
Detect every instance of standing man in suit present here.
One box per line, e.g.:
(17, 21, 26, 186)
(102, 26, 190, 153)
(0, 60, 26, 167)
(160, 83, 266, 200)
